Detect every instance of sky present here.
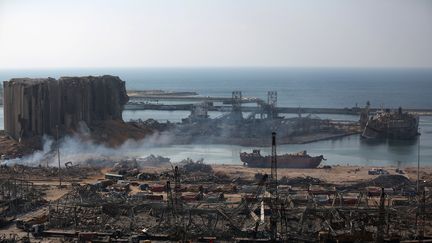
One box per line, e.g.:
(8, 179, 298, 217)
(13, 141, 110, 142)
(0, 0, 431, 69)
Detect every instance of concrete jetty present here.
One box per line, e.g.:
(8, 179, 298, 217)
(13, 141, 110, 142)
(125, 92, 432, 116)
(125, 102, 432, 116)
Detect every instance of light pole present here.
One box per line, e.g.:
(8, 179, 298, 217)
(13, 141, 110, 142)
(417, 128, 421, 194)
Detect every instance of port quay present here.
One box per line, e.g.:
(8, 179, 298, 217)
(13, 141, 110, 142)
(125, 92, 432, 116)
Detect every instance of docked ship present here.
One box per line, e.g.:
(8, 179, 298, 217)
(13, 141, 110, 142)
(361, 107, 419, 140)
(240, 150, 325, 168)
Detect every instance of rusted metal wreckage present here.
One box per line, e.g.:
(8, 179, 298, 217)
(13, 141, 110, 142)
(31, 172, 432, 242)
(15, 134, 431, 242)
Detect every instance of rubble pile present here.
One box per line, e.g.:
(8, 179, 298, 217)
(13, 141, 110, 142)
(89, 119, 152, 147)
(129, 118, 173, 131)
(136, 154, 170, 166)
(0, 132, 36, 159)
(178, 158, 213, 174)
(343, 174, 413, 191)
(110, 160, 139, 176)
(108, 155, 170, 176)
(0, 164, 100, 181)
(0, 163, 431, 242)
(279, 175, 324, 185)
(367, 174, 412, 187)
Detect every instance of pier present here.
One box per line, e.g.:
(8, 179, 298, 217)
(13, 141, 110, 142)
(126, 93, 432, 116)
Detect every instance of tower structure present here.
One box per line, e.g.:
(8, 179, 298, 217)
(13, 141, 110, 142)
(267, 91, 278, 119)
(230, 91, 243, 121)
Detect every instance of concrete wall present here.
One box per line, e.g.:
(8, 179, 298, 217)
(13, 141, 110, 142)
(3, 75, 128, 141)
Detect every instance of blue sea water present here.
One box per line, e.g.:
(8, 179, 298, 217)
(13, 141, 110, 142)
(2, 67, 432, 108)
(1, 67, 432, 166)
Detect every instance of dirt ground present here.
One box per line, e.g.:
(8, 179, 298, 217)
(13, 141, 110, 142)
(211, 164, 432, 185)
(9, 164, 429, 208)
(3, 164, 425, 217)
(140, 164, 432, 186)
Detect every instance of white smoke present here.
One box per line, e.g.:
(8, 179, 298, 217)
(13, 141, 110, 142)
(4, 131, 175, 167)
(3, 135, 54, 166)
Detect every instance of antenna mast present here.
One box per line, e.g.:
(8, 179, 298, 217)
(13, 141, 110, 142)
(269, 132, 278, 240)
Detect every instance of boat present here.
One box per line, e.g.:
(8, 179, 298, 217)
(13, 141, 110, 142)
(361, 107, 419, 140)
(240, 150, 325, 168)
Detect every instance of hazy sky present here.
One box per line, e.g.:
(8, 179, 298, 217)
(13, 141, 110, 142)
(0, 0, 431, 69)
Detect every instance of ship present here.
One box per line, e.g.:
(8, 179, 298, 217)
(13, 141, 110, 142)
(240, 149, 325, 168)
(361, 107, 419, 140)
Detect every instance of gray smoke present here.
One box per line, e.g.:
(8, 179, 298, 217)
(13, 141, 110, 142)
(4, 131, 175, 167)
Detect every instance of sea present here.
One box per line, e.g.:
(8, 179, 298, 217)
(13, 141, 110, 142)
(1, 67, 432, 167)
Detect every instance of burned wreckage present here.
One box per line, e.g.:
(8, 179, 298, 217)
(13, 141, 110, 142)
(3, 143, 431, 242)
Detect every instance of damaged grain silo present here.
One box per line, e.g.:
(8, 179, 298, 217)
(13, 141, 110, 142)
(3, 75, 129, 143)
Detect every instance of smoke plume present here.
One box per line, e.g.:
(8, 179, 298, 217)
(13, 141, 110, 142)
(5, 131, 175, 167)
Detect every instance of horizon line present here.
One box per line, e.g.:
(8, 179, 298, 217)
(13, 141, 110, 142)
(1, 66, 432, 71)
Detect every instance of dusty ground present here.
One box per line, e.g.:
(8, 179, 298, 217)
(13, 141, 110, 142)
(211, 164, 432, 185)
(9, 164, 428, 207)
(139, 164, 432, 185)
(2, 164, 426, 215)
